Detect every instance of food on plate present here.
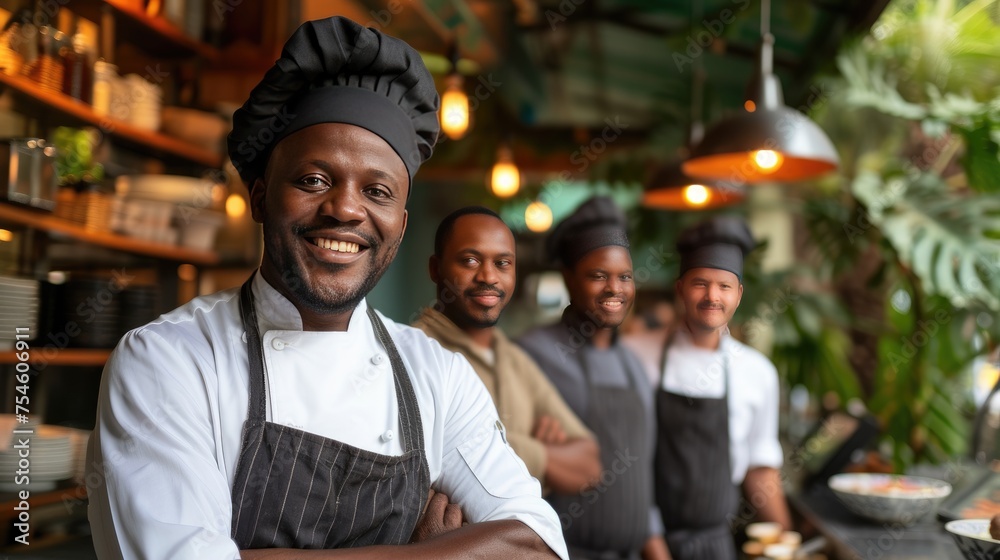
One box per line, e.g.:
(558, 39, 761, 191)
(840, 476, 945, 497)
(991, 513, 1000, 540)
(960, 489, 1000, 519)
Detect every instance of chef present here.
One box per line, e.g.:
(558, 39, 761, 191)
(414, 206, 602, 494)
(86, 16, 567, 560)
(655, 216, 790, 560)
(519, 196, 671, 560)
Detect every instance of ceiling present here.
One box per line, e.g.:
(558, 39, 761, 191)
(307, 0, 891, 177)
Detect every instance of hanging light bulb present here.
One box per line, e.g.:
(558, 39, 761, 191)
(643, 161, 745, 210)
(752, 149, 783, 173)
(525, 201, 553, 232)
(683, 0, 839, 183)
(683, 184, 710, 206)
(490, 145, 521, 198)
(440, 74, 470, 140)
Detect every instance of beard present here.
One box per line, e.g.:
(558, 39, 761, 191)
(262, 222, 401, 317)
(449, 307, 502, 330)
(437, 282, 506, 330)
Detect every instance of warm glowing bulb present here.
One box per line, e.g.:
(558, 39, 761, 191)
(0, 229, 12, 242)
(683, 184, 710, 207)
(753, 150, 783, 172)
(226, 193, 247, 218)
(491, 162, 520, 197)
(744, 100, 756, 112)
(525, 201, 553, 232)
(440, 76, 470, 140)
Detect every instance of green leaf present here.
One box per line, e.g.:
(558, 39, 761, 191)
(959, 120, 1000, 193)
(856, 172, 1000, 310)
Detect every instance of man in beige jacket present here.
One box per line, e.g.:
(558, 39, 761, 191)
(414, 206, 601, 495)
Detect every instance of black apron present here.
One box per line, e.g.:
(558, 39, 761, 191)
(230, 277, 430, 549)
(655, 339, 739, 560)
(549, 343, 652, 560)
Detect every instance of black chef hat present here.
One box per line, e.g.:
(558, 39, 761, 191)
(547, 196, 630, 267)
(227, 16, 440, 188)
(676, 216, 757, 281)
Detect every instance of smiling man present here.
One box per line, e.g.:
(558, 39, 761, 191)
(86, 17, 567, 560)
(413, 207, 601, 495)
(518, 197, 671, 560)
(654, 216, 789, 560)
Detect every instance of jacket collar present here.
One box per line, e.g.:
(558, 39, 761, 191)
(251, 270, 368, 334)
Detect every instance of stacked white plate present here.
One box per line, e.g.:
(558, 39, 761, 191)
(0, 422, 77, 492)
(0, 275, 39, 350)
(60, 427, 91, 484)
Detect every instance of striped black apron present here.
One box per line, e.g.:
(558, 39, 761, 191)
(550, 344, 652, 560)
(230, 278, 430, 549)
(655, 344, 739, 560)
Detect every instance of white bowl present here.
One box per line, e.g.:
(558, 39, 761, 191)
(828, 473, 952, 525)
(946, 519, 1000, 560)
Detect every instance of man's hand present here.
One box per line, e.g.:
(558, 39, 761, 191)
(410, 489, 464, 543)
(532, 415, 567, 445)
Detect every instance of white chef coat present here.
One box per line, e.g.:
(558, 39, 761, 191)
(659, 327, 783, 485)
(87, 272, 569, 560)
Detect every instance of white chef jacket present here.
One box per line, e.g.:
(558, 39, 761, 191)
(87, 272, 569, 560)
(659, 327, 783, 485)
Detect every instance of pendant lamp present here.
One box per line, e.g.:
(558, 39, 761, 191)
(682, 0, 839, 183)
(439, 42, 471, 140)
(644, 63, 745, 211)
(643, 162, 745, 210)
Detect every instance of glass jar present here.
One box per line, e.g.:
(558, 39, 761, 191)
(92, 60, 118, 117)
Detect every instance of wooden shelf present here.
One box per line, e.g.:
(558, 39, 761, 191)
(0, 203, 219, 265)
(0, 484, 87, 511)
(0, 349, 111, 367)
(0, 72, 222, 168)
(75, 0, 221, 61)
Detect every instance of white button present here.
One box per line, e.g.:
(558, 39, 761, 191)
(241, 332, 248, 343)
(380, 429, 395, 442)
(371, 353, 385, 365)
(272, 339, 286, 351)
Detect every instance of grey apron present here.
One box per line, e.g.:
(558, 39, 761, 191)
(549, 328, 652, 560)
(230, 277, 430, 549)
(655, 340, 739, 560)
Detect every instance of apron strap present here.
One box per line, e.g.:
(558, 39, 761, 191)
(367, 305, 426, 455)
(240, 277, 267, 425)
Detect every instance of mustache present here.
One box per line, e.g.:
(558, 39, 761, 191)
(697, 302, 724, 310)
(465, 284, 505, 299)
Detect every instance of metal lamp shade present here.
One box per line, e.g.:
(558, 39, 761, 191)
(642, 161, 746, 210)
(682, 105, 840, 183)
